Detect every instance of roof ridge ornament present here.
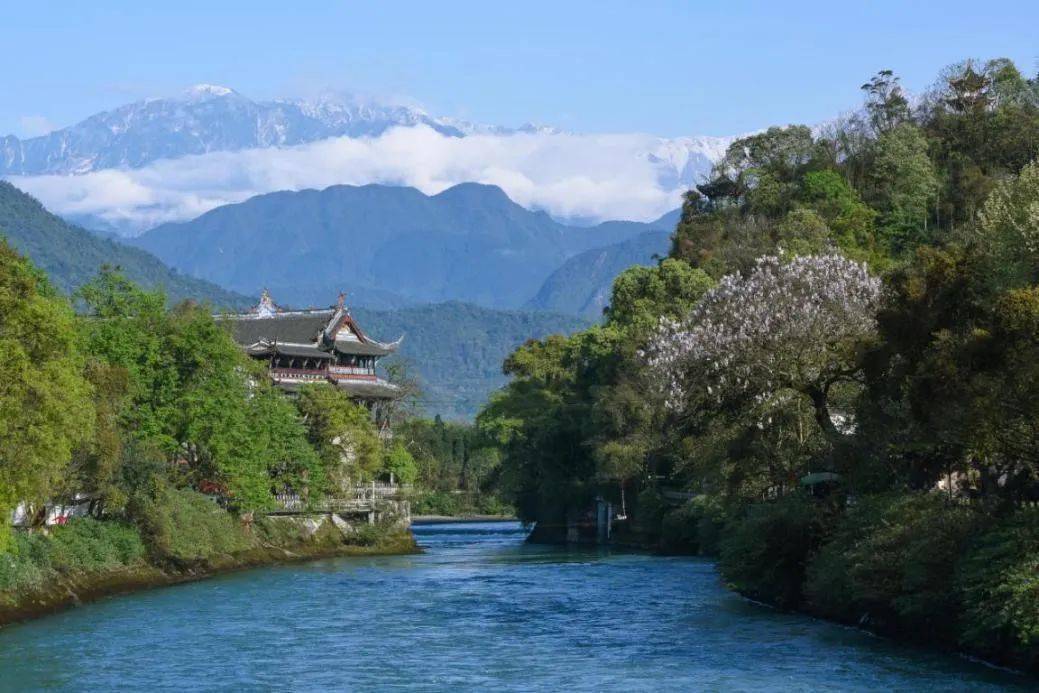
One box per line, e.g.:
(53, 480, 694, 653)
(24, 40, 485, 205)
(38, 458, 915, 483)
(253, 288, 281, 318)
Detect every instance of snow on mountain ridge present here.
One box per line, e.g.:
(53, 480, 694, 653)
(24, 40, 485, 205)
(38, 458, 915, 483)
(1, 87, 732, 181)
(3, 86, 737, 233)
(183, 84, 238, 99)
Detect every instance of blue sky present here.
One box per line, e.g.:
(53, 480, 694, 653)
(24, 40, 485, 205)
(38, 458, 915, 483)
(3, 0, 1037, 138)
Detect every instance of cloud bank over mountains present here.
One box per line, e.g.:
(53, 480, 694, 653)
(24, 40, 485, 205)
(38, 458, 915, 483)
(3, 87, 732, 233)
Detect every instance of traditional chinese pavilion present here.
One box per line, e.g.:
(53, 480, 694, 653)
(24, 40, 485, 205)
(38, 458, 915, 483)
(222, 290, 402, 406)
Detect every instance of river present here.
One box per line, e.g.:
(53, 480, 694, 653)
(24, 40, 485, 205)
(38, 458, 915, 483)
(0, 522, 1029, 691)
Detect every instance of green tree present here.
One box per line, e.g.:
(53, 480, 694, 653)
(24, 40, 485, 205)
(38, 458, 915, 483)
(976, 159, 1039, 284)
(869, 123, 940, 251)
(384, 442, 418, 485)
(66, 360, 131, 517)
(606, 259, 713, 333)
(0, 242, 94, 539)
(297, 385, 383, 491)
(861, 70, 911, 135)
(79, 272, 314, 510)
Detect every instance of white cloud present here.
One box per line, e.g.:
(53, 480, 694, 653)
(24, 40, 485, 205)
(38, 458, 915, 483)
(17, 115, 56, 137)
(9, 125, 726, 234)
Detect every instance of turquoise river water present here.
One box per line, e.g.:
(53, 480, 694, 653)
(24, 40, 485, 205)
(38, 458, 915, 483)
(0, 522, 1031, 691)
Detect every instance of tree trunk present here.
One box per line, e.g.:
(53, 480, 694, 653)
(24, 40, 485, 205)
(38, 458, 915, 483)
(804, 383, 842, 447)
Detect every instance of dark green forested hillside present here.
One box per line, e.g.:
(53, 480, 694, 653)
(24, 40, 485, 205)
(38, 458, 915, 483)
(353, 302, 588, 419)
(0, 181, 249, 307)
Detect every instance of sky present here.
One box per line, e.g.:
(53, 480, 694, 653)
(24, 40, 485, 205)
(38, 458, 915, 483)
(4, 0, 1038, 139)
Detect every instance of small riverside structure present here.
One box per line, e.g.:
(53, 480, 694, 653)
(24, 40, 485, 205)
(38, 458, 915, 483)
(268, 482, 411, 529)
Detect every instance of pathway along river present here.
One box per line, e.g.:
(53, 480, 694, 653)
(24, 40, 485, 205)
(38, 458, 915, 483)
(0, 522, 1030, 690)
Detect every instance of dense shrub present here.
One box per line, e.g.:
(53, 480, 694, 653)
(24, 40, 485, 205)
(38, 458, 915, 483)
(411, 489, 512, 517)
(806, 493, 982, 637)
(718, 493, 823, 608)
(634, 488, 667, 535)
(131, 487, 253, 563)
(957, 507, 1039, 669)
(412, 490, 462, 516)
(0, 533, 52, 592)
(0, 519, 145, 593)
(46, 518, 146, 573)
(659, 495, 728, 555)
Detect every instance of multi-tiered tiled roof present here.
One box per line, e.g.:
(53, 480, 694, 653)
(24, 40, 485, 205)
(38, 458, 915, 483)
(221, 290, 402, 399)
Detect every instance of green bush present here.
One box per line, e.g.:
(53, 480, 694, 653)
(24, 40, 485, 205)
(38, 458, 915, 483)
(411, 489, 513, 517)
(634, 488, 667, 535)
(474, 494, 514, 516)
(131, 487, 253, 563)
(719, 493, 823, 608)
(412, 490, 461, 516)
(350, 523, 385, 547)
(957, 507, 1039, 669)
(0, 519, 146, 593)
(803, 497, 881, 622)
(0, 533, 52, 592)
(660, 495, 727, 555)
(47, 518, 146, 573)
(805, 493, 982, 637)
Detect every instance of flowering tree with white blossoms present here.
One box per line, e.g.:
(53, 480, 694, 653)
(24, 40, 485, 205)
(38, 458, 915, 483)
(642, 254, 882, 444)
(979, 159, 1039, 256)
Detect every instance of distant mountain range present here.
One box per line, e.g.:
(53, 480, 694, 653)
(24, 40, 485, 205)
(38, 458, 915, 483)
(0, 181, 248, 306)
(0, 84, 678, 177)
(1, 85, 730, 234)
(0, 85, 512, 176)
(131, 182, 678, 311)
(0, 84, 703, 416)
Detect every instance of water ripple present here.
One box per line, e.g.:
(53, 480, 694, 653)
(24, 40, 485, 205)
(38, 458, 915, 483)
(0, 522, 1028, 691)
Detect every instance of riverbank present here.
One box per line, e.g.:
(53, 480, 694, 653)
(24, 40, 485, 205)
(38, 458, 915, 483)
(0, 513, 416, 629)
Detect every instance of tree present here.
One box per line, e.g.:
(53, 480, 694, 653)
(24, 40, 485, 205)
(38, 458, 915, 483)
(861, 70, 911, 135)
(244, 384, 323, 505)
(643, 255, 881, 447)
(78, 270, 176, 449)
(66, 360, 131, 517)
(383, 443, 418, 485)
(79, 272, 314, 510)
(869, 123, 940, 251)
(798, 170, 881, 263)
(297, 385, 383, 491)
(699, 126, 817, 212)
(0, 242, 94, 538)
(978, 159, 1039, 265)
(606, 259, 714, 334)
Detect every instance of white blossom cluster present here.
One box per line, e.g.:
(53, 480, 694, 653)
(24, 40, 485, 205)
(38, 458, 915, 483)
(979, 160, 1039, 255)
(641, 255, 882, 412)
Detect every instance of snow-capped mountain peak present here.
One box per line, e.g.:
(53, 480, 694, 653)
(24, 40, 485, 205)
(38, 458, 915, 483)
(183, 84, 237, 99)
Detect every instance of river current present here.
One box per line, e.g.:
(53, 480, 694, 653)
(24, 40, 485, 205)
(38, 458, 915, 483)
(0, 522, 1029, 691)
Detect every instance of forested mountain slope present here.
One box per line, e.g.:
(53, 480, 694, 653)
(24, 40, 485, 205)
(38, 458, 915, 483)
(526, 230, 672, 319)
(133, 183, 675, 310)
(353, 301, 588, 419)
(0, 181, 248, 306)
